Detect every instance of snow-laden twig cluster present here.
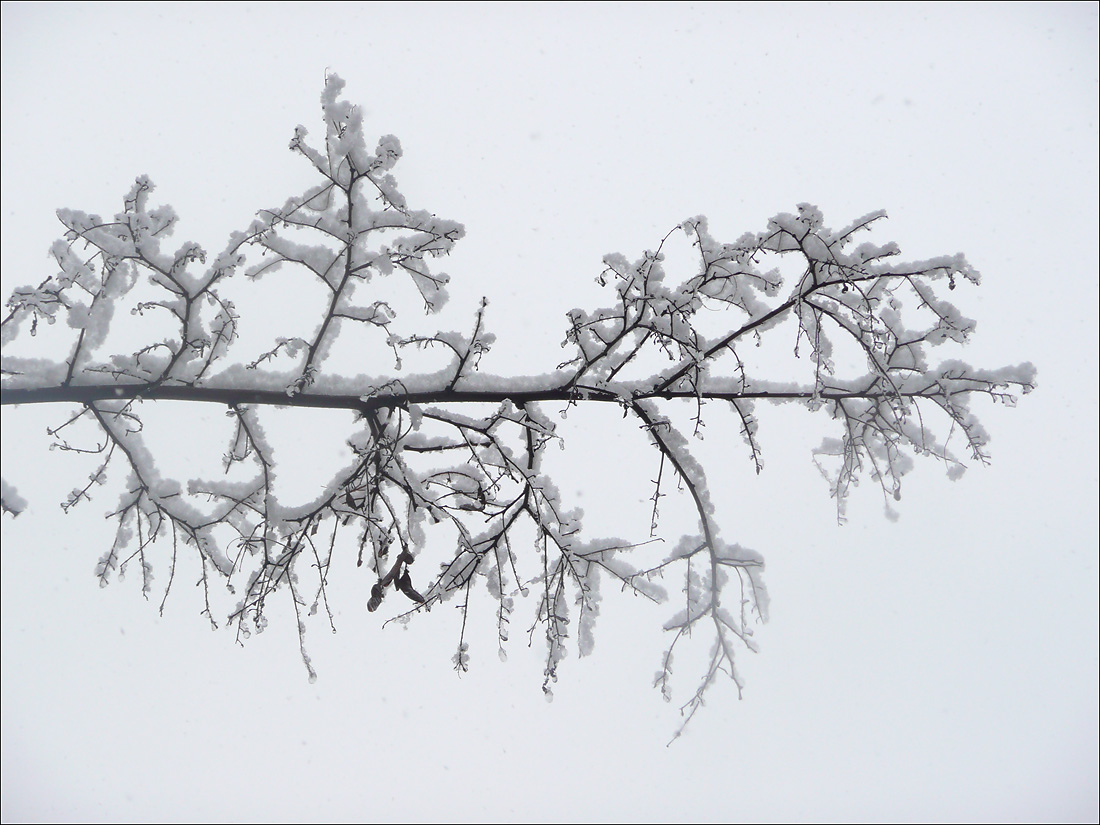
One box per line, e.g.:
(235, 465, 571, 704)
(1, 75, 1034, 729)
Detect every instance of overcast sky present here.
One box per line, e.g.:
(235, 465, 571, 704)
(2, 3, 1097, 821)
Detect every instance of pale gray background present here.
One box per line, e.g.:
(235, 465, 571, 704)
(2, 3, 1097, 821)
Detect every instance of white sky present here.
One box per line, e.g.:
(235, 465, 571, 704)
(2, 2, 1097, 821)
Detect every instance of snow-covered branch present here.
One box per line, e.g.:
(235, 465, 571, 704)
(0, 74, 1034, 732)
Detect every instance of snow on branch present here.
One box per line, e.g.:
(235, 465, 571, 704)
(0, 75, 1034, 732)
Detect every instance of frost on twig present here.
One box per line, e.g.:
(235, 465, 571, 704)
(1, 76, 1034, 734)
(1, 477, 28, 517)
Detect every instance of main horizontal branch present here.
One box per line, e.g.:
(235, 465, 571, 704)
(1, 382, 932, 412)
